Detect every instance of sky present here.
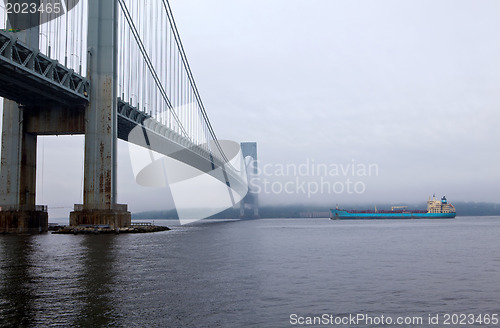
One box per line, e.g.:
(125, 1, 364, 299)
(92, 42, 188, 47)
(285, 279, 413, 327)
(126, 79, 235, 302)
(1, 0, 499, 217)
(166, 0, 500, 205)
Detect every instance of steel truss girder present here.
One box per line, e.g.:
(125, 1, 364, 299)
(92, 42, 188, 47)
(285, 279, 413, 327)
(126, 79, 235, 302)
(117, 98, 213, 162)
(0, 30, 90, 106)
(116, 99, 244, 181)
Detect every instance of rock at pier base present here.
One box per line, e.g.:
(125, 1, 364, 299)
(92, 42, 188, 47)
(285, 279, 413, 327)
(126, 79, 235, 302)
(53, 224, 170, 234)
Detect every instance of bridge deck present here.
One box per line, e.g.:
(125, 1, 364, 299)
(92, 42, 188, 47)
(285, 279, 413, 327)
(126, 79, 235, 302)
(0, 31, 89, 106)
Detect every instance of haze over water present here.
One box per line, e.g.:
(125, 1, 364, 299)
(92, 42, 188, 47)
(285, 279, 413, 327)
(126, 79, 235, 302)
(1, 216, 500, 327)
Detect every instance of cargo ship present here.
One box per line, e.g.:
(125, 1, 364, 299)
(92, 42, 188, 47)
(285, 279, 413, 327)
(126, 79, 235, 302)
(330, 195, 456, 220)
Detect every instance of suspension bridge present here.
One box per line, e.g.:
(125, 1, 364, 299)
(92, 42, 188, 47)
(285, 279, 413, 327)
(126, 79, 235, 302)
(0, 0, 258, 233)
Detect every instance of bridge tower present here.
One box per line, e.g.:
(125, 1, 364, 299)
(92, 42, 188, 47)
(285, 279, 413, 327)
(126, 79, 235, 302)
(69, 0, 130, 228)
(0, 4, 47, 233)
(0, 0, 130, 233)
(240, 142, 259, 219)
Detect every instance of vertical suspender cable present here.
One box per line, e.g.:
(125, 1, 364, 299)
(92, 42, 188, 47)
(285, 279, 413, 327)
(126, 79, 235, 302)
(161, 0, 229, 163)
(116, 0, 186, 132)
(80, 0, 84, 74)
(64, 0, 68, 66)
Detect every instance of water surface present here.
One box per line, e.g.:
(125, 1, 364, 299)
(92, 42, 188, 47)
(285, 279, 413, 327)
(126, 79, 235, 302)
(1, 217, 499, 327)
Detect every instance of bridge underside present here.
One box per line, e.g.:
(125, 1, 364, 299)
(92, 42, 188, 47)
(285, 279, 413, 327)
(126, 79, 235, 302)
(0, 99, 132, 233)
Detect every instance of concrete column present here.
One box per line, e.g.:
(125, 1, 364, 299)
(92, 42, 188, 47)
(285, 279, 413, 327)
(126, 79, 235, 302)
(83, 0, 117, 209)
(0, 12, 47, 233)
(6, 0, 40, 41)
(19, 122, 37, 209)
(1, 1, 40, 209)
(0, 101, 47, 233)
(0, 100, 23, 208)
(70, 0, 130, 228)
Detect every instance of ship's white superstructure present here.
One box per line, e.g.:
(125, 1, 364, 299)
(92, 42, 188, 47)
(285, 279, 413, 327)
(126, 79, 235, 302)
(427, 195, 455, 214)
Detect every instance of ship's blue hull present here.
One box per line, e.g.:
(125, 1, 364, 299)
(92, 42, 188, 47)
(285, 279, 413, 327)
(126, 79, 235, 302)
(330, 209, 456, 220)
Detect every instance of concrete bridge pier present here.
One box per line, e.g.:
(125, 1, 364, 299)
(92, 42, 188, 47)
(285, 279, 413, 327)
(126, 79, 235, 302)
(0, 101, 48, 233)
(0, 13, 47, 233)
(69, 0, 130, 228)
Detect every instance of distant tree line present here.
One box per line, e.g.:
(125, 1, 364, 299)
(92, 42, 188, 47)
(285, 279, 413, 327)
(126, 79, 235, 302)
(453, 202, 500, 216)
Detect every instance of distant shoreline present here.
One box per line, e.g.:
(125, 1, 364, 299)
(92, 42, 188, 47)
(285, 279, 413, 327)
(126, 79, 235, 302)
(131, 202, 500, 220)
